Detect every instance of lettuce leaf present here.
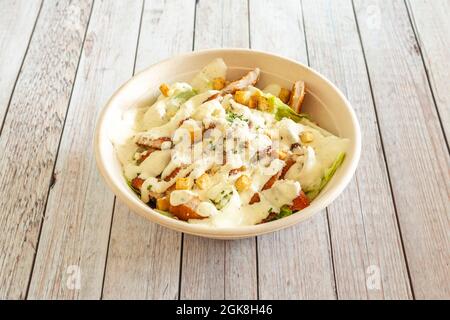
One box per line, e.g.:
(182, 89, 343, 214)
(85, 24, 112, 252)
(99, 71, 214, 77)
(190, 58, 227, 92)
(174, 89, 197, 102)
(266, 95, 310, 122)
(306, 152, 346, 200)
(263, 205, 293, 223)
(277, 205, 293, 219)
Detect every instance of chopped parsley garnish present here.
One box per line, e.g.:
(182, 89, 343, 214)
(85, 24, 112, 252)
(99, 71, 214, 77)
(211, 189, 234, 210)
(226, 111, 248, 123)
(208, 140, 216, 151)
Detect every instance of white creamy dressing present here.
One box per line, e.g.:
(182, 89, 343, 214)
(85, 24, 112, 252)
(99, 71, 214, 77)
(190, 58, 227, 93)
(123, 149, 172, 181)
(135, 90, 216, 141)
(285, 122, 349, 192)
(276, 118, 304, 146)
(114, 59, 348, 227)
(138, 82, 194, 131)
(170, 190, 197, 206)
(189, 178, 301, 227)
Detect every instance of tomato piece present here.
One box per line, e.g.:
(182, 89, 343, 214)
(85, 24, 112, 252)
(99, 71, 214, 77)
(131, 177, 144, 190)
(290, 191, 310, 211)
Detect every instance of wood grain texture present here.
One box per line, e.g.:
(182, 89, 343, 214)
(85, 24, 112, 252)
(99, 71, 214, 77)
(102, 0, 196, 300)
(103, 201, 181, 299)
(180, 0, 257, 300)
(194, 0, 250, 49)
(0, 0, 446, 300)
(0, 0, 93, 299)
(134, 0, 197, 72)
(407, 0, 450, 140)
(0, 0, 42, 128)
(354, 0, 450, 299)
(27, 0, 143, 299)
(250, 0, 336, 299)
(302, 0, 412, 299)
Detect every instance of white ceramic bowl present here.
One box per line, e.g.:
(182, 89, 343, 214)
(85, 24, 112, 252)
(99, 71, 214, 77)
(94, 49, 361, 239)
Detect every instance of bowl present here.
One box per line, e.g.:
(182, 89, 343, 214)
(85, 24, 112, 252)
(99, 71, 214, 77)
(94, 48, 361, 239)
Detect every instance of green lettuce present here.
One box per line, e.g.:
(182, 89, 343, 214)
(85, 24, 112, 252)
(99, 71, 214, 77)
(266, 95, 310, 122)
(306, 152, 346, 200)
(174, 89, 197, 103)
(264, 205, 293, 223)
(277, 205, 293, 219)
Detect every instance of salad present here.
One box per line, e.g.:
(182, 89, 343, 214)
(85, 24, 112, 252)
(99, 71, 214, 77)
(115, 58, 348, 227)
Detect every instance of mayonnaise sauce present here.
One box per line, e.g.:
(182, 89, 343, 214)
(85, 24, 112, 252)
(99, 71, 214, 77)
(114, 62, 348, 227)
(170, 190, 197, 206)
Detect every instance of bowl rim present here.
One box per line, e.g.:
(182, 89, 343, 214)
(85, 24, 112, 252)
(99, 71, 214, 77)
(94, 48, 361, 239)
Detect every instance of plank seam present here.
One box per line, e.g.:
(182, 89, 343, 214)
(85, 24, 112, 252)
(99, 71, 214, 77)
(192, 0, 198, 52)
(100, 0, 145, 299)
(255, 237, 260, 300)
(350, 0, 415, 299)
(354, 175, 381, 298)
(299, 0, 311, 65)
(132, 0, 146, 74)
(177, 233, 184, 300)
(325, 212, 339, 299)
(0, 0, 44, 136)
(100, 198, 117, 299)
(300, 0, 338, 300)
(24, 0, 96, 299)
(404, 0, 449, 152)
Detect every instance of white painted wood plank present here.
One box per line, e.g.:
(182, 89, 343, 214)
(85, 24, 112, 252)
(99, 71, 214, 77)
(224, 239, 257, 299)
(134, 0, 197, 72)
(102, 0, 196, 299)
(407, 0, 450, 140)
(27, 0, 143, 299)
(194, 0, 250, 50)
(103, 201, 181, 299)
(0, 0, 93, 299)
(0, 0, 41, 127)
(250, 0, 336, 299)
(302, 0, 412, 299)
(354, 0, 450, 299)
(180, 0, 257, 300)
(258, 221, 336, 299)
(181, 238, 225, 299)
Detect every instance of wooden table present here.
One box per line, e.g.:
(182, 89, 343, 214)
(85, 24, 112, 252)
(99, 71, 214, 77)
(0, 0, 448, 300)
